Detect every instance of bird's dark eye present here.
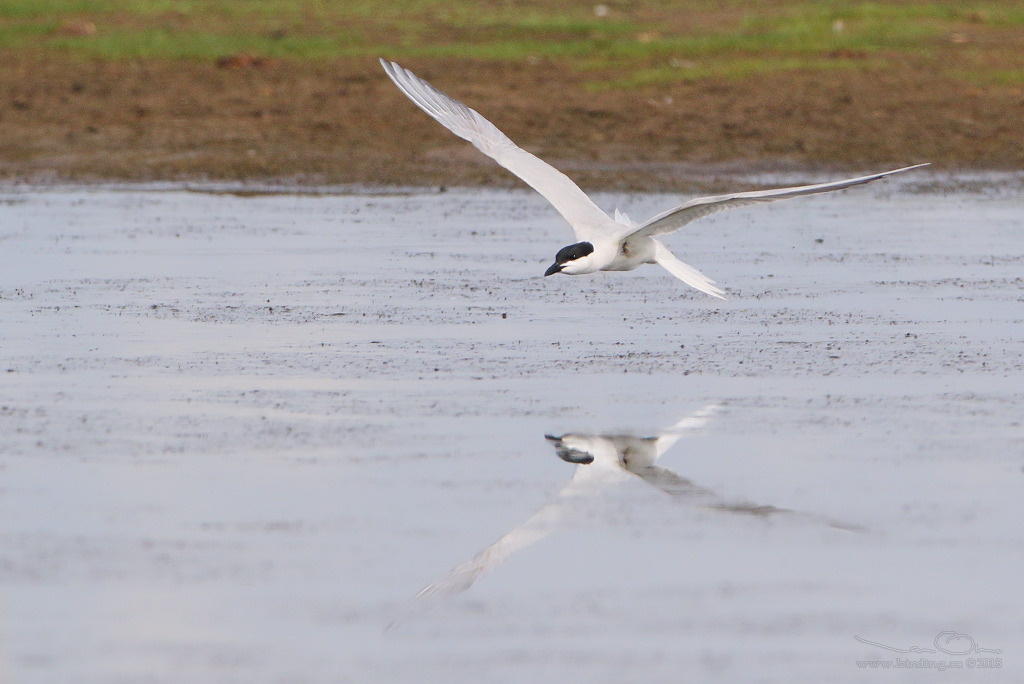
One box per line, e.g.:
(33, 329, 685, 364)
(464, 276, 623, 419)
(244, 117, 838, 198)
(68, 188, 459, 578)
(555, 241, 594, 264)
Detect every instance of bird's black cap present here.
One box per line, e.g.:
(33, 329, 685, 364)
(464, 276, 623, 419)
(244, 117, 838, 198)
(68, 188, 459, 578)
(545, 241, 594, 276)
(554, 241, 594, 264)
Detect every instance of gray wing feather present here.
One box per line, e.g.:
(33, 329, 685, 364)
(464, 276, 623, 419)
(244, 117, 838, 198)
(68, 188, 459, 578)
(381, 59, 611, 238)
(631, 164, 929, 239)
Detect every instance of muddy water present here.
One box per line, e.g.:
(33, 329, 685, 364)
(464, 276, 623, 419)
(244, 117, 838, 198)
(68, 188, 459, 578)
(1, 179, 1022, 682)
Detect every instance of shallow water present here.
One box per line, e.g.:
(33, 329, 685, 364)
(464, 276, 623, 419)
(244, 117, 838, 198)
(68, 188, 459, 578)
(1, 180, 1022, 682)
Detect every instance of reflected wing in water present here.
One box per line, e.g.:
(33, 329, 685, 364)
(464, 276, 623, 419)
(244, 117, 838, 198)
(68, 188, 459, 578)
(415, 461, 613, 599)
(416, 507, 554, 599)
(628, 464, 719, 501)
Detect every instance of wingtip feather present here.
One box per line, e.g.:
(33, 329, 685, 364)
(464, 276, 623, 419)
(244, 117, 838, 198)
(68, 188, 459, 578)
(881, 162, 930, 176)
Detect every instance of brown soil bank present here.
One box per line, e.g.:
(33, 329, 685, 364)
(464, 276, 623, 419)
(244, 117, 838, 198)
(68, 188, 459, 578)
(1, 55, 1021, 190)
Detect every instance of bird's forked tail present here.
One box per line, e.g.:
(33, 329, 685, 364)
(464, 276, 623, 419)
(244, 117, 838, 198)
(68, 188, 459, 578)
(652, 240, 727, 300)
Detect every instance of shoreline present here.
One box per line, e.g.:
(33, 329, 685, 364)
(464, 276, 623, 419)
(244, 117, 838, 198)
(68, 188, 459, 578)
(3, 56, 1022, 193)
(2, 166, 1022, 197)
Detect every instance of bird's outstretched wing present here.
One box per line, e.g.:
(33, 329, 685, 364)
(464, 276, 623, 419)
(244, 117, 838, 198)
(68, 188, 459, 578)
(628, 164, 929, 240)
(414, 464, 604, 598)
(631, 466, 862, 530)
(415, 509, 553, 599)
(380, 60, 611, 239)
(651, 403, 724, 458)
(630, 465, 720, 500)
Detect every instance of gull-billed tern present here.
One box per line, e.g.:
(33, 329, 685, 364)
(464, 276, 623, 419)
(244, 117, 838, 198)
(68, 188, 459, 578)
(412, 404, 859, 600)
(381, 59, 928, 300)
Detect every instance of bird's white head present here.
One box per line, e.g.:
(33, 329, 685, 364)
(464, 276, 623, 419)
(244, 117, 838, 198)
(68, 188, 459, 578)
(544, 241, 597, 276)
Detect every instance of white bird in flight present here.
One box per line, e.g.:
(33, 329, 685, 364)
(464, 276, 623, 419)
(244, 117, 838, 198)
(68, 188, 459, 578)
(380, 59, 928, 300)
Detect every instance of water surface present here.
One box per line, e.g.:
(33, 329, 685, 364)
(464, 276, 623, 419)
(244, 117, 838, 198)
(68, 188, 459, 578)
(1, 180, 1021, 682)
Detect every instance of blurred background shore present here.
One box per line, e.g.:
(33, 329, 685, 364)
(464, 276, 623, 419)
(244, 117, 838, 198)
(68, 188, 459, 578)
(1, 0, 1022, 189)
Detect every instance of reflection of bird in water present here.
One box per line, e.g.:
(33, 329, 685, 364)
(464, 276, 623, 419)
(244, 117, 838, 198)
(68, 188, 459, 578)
(414, 405, 861, 600)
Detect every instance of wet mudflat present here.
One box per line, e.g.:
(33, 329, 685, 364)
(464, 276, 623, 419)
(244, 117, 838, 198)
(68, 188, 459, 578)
(1, 176, 1022, 682)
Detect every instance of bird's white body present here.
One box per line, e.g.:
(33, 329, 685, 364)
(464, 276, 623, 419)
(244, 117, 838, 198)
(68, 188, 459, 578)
(561, 211, 654, 274)
(380, 59, 928, 300)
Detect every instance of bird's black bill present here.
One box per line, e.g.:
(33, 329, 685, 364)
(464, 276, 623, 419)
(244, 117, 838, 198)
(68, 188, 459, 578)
(555, 447, 595, 465)
(544, 263, 563, 276)
(545, 435, 595, 464)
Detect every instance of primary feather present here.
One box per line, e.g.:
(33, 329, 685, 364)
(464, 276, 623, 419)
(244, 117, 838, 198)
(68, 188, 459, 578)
(380, 59, 611, 238)
(629, 164, 929, 241)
